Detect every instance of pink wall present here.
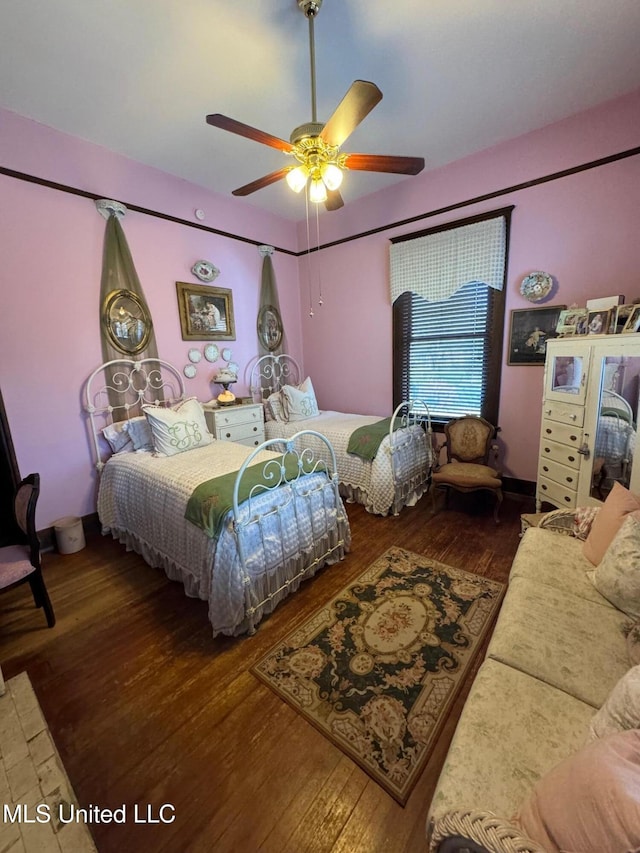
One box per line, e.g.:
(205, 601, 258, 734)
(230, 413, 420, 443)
(0, 110, 302, 527)
(296, 89, 640, 483)
(1, 90, 639, 528)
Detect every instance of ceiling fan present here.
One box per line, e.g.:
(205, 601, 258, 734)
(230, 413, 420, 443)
(206, 0, 425, 211)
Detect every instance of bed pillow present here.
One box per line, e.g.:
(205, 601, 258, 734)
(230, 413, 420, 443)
(589, 513, 640, 618)
(583, 482, 640, 565)
(587, 665, 640, 742)
(281, 377, 319, 422)
(515, 729, 640, 852)
(123, 416, 154, 452)
(102, 421, 134, 454)
(265, 391, 287, 423)
(142, 397, 213, 456)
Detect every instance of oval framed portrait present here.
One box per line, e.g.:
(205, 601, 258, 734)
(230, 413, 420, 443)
(257, 304, 283, 352)
(102, 289, 152, 355)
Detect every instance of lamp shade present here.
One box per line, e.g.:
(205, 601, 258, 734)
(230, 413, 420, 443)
(286, 165, 309, 193)
(309, 177, 328, 203)
(321, 162, 343, 191)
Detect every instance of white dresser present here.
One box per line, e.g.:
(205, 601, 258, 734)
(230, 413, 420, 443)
(202, 402, 265, 448)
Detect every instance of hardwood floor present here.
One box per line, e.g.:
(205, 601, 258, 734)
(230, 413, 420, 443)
(0, 492, 527, 853)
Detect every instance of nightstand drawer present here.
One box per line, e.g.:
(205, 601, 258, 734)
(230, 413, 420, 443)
(215, 422, 265, 444)
(540, 419, 583, 448)
(214, 405, 262, 428)
(539, 437, 581, 469)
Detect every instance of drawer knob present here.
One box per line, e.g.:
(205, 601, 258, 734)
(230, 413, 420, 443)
(545, 408, 552, 415)
(541, 484, 547, 491)
(226, 432, 231, 438)
(570, 414, 577, 421)
(545, 428, 552, 435)
(252, 426, 258, 432)
(543, 465, 549, 472)
(564, 496, 571, 503)
(544, 447, 551, 453)
(568, 455, 575, 462)
(566, 476, 573, 483)
(570, 435, 577, 442)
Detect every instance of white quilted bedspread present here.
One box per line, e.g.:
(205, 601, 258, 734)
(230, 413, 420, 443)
(97, 442, 349, 637)
(265, 411, 432, 515)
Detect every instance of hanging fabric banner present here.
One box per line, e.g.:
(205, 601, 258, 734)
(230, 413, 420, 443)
(257, 245, 286, 357)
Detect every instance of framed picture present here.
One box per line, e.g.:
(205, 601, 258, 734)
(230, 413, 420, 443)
(176, 282, 235, 341)
(586, 308, 612, 335)
(508, 305, 566, 365)
(622, 304, 640, 334)
(613, 304, 635, 333)
(257, 304, 283, 352)
(556, 308, 588, 337)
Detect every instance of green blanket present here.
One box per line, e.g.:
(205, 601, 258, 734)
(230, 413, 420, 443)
(185, 454, 323, 539)
(346, 417, 403, 461)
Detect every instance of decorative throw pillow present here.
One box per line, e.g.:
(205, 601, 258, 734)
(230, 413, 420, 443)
(573, 505, 600, 540)
(265, 391, 287, 423)
(102, 421, 134, 454)
(582, 481, 640, 565)
(590, 513, 640, 618)
(143, 398, 213, 457)
(587, 664, 640, 742)
(515, 729, 640, 852)
(281, 377, 319, 422)
(123, 416, 154, 452)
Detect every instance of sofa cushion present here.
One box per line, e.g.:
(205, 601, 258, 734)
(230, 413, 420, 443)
(486, 576, 629, 708)
(587, 664, 640, 742)
(582, 481, 640, 565)
(516, 730, 640, 853)
(427, 658, 596, 825)
(590, 514, 640, 619)
(511, 527, 611, 606)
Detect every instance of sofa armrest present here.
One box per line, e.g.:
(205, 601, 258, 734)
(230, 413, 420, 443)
(427, 810, 548, 853)
(537, 508, 576, 536)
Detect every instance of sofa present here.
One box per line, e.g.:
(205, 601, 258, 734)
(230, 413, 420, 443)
(426, 489, 640, 852)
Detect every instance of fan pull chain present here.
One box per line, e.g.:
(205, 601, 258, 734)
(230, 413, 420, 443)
(305, 187, 314, 317)
(315, 202, 323, 306)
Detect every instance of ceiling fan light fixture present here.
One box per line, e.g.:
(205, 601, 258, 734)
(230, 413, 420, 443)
(320, 162, 343, 191)
(286, 165, 309, 193)
(309, 177, 328, 204)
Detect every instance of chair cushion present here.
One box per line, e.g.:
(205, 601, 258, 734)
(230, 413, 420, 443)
(0, 544, 35, 587)
(432, 461, 502, 489)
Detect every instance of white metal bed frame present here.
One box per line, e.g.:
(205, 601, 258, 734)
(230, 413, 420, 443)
(84, 358, 349, 634)
(249, 353, 434, 510)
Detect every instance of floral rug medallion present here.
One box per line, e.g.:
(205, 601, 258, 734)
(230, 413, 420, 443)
(252, 546, 505, 804)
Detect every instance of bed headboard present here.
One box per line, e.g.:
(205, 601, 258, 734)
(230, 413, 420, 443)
(84, 358, 185, 471)
(250, 354, 301, 401)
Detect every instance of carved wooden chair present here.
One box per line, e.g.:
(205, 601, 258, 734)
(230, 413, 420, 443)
(432, 415, 503, 522)
(0, 473, 55, 627)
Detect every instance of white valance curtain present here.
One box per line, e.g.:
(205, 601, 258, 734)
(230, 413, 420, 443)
(389, 215, 507, 304)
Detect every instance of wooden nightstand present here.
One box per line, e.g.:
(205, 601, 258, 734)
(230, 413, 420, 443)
(202, 402, 265, 448)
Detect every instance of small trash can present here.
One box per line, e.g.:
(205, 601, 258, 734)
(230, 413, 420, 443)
(54, 516, 86, 555)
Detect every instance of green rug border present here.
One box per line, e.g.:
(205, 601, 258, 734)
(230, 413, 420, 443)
(251, 546, 506, 806)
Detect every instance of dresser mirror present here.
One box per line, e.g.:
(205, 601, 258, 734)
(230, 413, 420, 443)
(589, 355, 640, 501)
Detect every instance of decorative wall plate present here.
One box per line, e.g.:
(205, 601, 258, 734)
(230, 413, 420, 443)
(226, 361, 239, 376)
(520, 271, 553, 302)
(188, 348, 202, 363)
(191, 260, 220, 283)
(221, 347, 233, 362)
(183, 364, 197, 379)
(204, 343, 219, 362)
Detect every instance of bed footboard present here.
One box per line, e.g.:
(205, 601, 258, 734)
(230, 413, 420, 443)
(388, 400, 434, 512)
(231, 430, 350, 634)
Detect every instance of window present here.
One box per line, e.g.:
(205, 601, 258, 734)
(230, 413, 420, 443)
(391, 208, 511, 427)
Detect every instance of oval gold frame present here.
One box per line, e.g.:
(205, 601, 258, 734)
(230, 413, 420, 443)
(102, 289, 152, 355)
(257, 304, 283, 352)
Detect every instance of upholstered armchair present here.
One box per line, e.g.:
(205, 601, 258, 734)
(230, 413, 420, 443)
(432, 416, 503, 522)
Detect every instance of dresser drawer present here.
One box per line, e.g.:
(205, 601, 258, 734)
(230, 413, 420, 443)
(538, 458, 579, 490)
(540, 418, 583, 448)
(541, 400, 584, 428)
(215, 422, 265, 444)
(539, 437, 581, 470)
(537, 475, 577, 509)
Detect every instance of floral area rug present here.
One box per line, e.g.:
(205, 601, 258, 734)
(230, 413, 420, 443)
(251, 546, 505, 804)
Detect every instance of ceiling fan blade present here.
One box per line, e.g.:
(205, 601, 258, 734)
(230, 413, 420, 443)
(320, 80, 383, 148)
(206, 114, 293, 153)
(343, 153, 425, 175)
(325, 189, 344, 211)
(231, 168, 290, 197)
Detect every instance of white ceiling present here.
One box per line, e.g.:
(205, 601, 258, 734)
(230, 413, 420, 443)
(2, 0, 640, 221)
